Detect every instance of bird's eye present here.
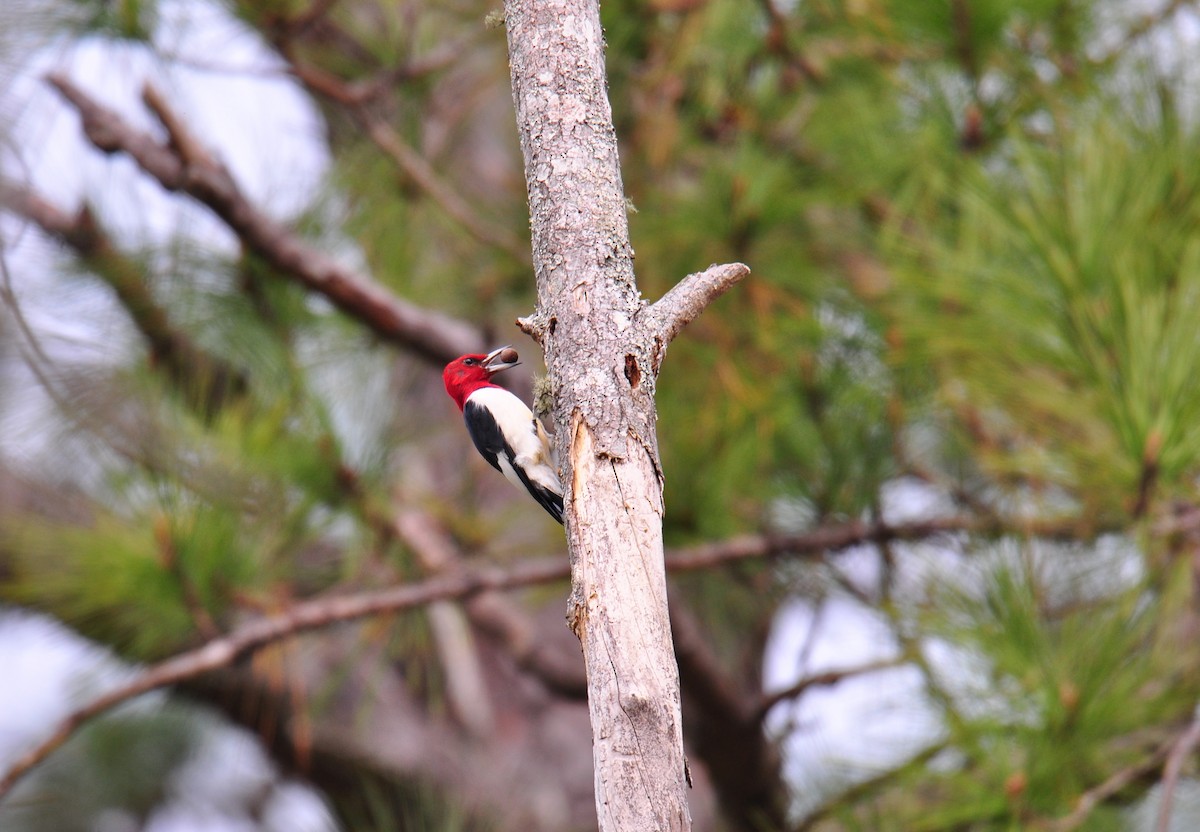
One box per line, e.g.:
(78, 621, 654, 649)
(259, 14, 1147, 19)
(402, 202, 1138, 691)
(464, 358, 477, 366)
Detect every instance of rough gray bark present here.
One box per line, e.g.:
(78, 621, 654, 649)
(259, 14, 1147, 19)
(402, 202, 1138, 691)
(502, 0, 748, 828)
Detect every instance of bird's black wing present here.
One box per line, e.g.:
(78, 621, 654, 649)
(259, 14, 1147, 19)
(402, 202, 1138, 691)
(463, 402, 564, 524)
(463, 400, 507, 474)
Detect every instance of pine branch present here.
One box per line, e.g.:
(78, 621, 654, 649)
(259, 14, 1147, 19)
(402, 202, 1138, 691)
(359, 115, 528, 262)
(0, 511, 1094, 799)
(0, 179, 248, 416)
(1040, 739, 1175, 832)
(44, 73, 485, 365)
(796, 741, 951, 831)
(0, 557, 565, 798)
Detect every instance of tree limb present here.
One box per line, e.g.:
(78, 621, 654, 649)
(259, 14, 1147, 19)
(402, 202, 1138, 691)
(643, 262, 751, 359)
(505, 0, 694, 826)
(661, 513, 1078, 573)
(0, 510, 1090, 800)
(44, 73, 485, 365)
(0, 557, 565, 799)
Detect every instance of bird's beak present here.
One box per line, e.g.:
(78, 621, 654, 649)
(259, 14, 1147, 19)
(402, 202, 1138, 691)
(483, 346, 520, 374)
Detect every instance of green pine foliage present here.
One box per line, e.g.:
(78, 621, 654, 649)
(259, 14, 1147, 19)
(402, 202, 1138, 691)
(887, 108, 1200, 513)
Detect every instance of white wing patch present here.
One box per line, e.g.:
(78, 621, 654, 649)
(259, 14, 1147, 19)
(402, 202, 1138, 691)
(467, 387, 562, 498)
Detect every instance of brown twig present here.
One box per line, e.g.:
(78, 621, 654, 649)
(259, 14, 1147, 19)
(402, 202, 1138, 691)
(393, 507, 495, 737)
(393, 494, 586, 699)
(1091, 0, 1198, 68)
(153, 517, 221, 640)
(1156, 716, 1200, 832)
(950, 0, 979, 83)
(755, 658, 906, 721)
(0, 557, 565, 798)
(1041, 737, 1178, 832)
(753, 0, 824, 84)
(288, 0, 342, 33)
(360, 116, 527, 262)
(662, 513, 1091, 573)
(44, 73, 485, 366)
(142, 84, 217, 168)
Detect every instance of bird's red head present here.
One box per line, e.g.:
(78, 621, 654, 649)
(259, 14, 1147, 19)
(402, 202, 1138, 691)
(443, 346, 521, 410)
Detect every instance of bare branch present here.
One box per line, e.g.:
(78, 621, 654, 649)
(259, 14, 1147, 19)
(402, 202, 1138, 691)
(643, 262, 751, 355)
(394, 501, 586, 699)
(0, 557, 566, 798)
(755, 657, 907, 721)
(0, 510, 1091, 799)
(752, 0, 825, 84)
(394, 508, 495, 737)
(1091, 0, 1197, 68)
(665, 512, 1103, 574)
(465, 592, 588, 698)
(44, 73, 484, 365)
(142, 83, 218, 169)
(667, 516, 957, 571)
(0, 178, 85, 239)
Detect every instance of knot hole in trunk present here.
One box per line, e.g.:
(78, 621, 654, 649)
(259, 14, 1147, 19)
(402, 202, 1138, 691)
(624, 354, 641, 389)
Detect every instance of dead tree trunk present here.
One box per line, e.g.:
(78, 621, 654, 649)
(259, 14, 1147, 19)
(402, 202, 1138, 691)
(503, 1, 748, 828)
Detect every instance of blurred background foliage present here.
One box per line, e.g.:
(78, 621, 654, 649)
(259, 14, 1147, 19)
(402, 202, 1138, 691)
(3, 0, 1200, 829)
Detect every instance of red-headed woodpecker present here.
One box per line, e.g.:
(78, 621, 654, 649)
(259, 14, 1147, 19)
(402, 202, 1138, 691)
(443, 347, 563, 524)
